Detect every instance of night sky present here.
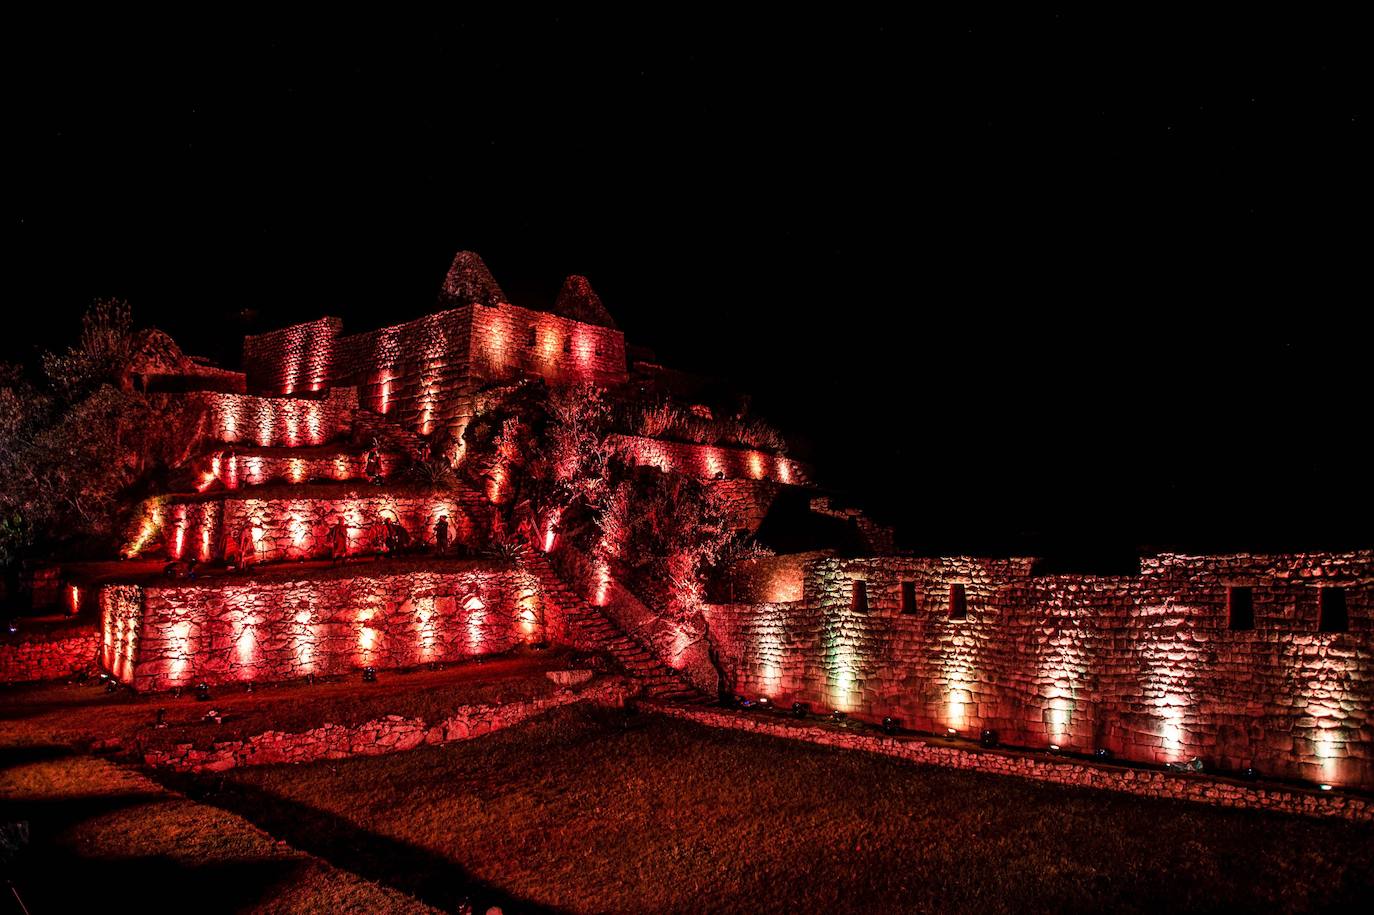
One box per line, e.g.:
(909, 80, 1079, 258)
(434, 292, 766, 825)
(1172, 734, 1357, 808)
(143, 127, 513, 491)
(11, 13, 1369, 562)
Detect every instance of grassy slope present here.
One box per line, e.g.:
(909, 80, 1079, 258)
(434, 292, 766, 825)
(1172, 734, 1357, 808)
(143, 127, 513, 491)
(209, 705, 1374, 914)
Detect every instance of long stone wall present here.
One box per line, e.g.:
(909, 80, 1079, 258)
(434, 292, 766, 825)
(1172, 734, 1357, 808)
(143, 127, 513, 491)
(608, 434, 808, 485)
(190, 447, 404, 491)
(238, 302, 628, 446)
(200, 388, 358, 448)
(704, 551, 1374, 790)
(124, 487, 491, 562)
(100, 564, 549, 691)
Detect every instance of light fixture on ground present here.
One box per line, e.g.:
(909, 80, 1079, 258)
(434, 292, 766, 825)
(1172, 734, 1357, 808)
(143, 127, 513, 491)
(194, 683, 211, 701)
(946, 727, 957, 737)
(882, 716, 900, 735)
(830, 709, 846, 722)
(362, 666, 377, 683)
(980, 729, 998, 748)
(791, 701, 810, 719)
(1094, 748, 1113, 760)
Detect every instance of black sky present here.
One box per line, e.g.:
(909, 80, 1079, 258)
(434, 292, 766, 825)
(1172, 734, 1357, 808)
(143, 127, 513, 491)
(10, 12, 1370, 562)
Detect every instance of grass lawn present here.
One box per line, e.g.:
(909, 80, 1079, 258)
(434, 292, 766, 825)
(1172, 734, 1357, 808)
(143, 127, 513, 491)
(190, 705, 1374, 914)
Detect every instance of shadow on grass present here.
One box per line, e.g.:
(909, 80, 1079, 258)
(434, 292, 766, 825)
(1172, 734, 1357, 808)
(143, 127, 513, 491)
(166, 774, 559, 914)
(3, 788, 299, 914)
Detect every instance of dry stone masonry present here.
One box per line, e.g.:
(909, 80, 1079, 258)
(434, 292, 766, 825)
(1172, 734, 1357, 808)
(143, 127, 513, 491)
(704, 551, 1372, 788)
(5, 248, 1359, 807)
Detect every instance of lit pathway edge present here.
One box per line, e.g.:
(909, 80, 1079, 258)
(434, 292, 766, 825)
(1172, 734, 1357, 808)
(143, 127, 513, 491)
(641, 701, 1373, 824)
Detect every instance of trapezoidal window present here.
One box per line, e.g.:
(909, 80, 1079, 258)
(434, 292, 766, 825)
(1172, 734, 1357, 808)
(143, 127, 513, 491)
(901, 581, 918, 614)
(850, 580, 868, 613)
(1227, 586, 1254, 630)
(948, 583, 967, 620)
(526, 325, 537, 347)
(1319, 587, 1348, 633)
(562, 335, 573, 354)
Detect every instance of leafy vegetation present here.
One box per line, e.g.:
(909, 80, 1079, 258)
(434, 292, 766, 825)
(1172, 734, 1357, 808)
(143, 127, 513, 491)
(0, 301, 199, 567)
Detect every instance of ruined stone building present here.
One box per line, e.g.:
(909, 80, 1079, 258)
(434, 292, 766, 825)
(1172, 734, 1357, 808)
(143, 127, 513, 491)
(7, 251, 1369, 793)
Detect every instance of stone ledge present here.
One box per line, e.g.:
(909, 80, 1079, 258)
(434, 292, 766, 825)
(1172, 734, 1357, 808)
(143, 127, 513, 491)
(143, 675, 634, 773)
(644, 703, 1373, 824)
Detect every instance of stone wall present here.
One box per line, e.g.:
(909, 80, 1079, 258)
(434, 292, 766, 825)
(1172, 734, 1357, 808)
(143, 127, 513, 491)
(703, 551, 1374, 789)
(141, 676, 632, 773)
(608, 434, 808, 485)
(708, 480, 783, 533)
(100, 564, 548, 691)
(0, 624, 98, 683)
(238, 302, 628, 446)
(649, 704, 1372, 823)
(124, 487, 491, 563)
(330, 308, 477, 441)
(191, 448, 404, 491)
(242, 317, 343, 395)
(469, 301, 627, 390)
(197, 388, 358, 448)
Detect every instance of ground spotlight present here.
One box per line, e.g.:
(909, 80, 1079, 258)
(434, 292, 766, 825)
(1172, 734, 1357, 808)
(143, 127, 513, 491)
(756, 697, 770, 708)
(946, 727, 957, 737)
(791, 702, 810, 719)
(1094, 747, 1113, 761)
(194, 683, 211, 701)
(1241, 767, 1259, 780)
(980, 729, 998, 748)
(1048, 744, 1061, 754)
(830, 709, 847, 722)
(362, 666, 377, 683)
(882, 716, 900, 735)
(1319, 783, 1333, 791)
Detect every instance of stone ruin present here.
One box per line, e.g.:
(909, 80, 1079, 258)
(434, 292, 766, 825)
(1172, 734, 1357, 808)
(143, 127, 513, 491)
(7, 250, 1370, 793)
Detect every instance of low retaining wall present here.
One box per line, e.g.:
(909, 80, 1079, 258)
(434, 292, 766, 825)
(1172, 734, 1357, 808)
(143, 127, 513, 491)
(143, 676, 632, 773)
(101, 564, 546, 691)
(647, 703, 1373, 824)
(0, 625, 98, 683)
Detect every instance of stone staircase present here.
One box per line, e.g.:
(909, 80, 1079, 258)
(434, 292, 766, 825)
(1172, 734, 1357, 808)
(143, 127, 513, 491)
(522, 551, 710, 703)
(352, 409, 429, 462)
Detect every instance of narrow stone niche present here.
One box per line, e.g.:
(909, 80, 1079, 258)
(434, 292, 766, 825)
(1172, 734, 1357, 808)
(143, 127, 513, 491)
(949, 583, 967, 620)
(1227, 586, 1254, 630)
(1319, 586, 1348, 633)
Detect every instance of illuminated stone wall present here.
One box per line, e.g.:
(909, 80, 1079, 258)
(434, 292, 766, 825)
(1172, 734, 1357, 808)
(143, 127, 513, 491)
(189, 447, 403, 491)
(124, 488, 491, 562)
(197, 388, 358, 448)
(242, 317, 343, 395)
(0, 624, 98, 683)
(329, 308, 476, 440)
(102, 565, 546, 691)
(469, 301, 627, 390)
(608, 434, 808, 485)
(704, 551, 1374, 789)
(238, 302, 627, 445)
